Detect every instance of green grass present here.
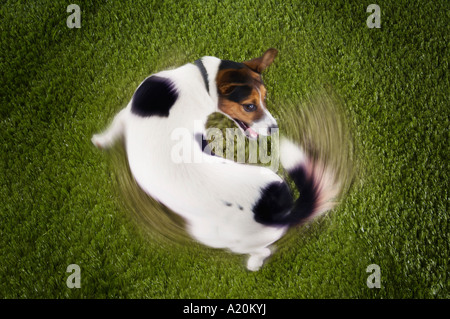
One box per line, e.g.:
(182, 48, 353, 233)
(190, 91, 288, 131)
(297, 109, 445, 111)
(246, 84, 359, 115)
(0, 0, 448, 298)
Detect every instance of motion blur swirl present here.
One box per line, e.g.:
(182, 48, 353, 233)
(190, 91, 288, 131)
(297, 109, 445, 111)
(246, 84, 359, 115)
(110, 88, 355, 248)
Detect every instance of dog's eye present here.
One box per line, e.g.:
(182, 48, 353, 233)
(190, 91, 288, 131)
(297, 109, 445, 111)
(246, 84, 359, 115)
(243, 104, 257, 112)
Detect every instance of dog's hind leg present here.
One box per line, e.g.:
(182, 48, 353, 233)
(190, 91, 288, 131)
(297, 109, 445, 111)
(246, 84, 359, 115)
(91, 108, 128, 149)
(246, 247, 272, 271)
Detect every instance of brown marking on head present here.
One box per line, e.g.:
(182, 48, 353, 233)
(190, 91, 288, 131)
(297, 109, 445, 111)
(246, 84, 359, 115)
(215, 49, 277, 129)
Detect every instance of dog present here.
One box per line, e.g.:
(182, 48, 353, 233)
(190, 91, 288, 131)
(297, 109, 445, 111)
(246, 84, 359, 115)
(92, 49, 340, 271)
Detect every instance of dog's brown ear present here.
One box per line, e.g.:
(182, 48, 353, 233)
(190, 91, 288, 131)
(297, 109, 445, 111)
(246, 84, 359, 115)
(218, 82, 238, 95)
(243, 48, 278, 73)
(217, 69, 250, 95)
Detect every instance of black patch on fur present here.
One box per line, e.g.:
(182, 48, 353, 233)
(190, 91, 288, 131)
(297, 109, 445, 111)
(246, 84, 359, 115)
(238, 205, 244, 211)
(288, 166, 318, 221)
(131, 76, 178, 117)
(222, 71, 250, 85)
(252, 181, 294, 226)
(224, 201, 232, 207)
(227, 85, 253, 103)
(195, 133, 216, 156)
(219, 60, 245, 71)
(253, 165, 319, 226)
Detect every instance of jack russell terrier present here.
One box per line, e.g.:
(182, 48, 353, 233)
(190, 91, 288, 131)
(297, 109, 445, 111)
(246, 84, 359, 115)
(92, 49, 340, 271)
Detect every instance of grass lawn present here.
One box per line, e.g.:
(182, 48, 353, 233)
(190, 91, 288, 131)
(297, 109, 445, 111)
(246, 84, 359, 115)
(0, 0, 448, 298)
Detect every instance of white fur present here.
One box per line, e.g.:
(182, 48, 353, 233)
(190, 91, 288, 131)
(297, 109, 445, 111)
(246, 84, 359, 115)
(280, 138, 307, 170)
(93, 57, 300, 270)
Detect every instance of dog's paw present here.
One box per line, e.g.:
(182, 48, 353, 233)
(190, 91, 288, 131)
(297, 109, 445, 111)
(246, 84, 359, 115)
(247, 257, 263, 272)
(246, 248, 271, 271)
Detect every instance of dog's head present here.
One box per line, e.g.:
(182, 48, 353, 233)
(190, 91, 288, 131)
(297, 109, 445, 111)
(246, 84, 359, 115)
(215, 48, 278, 139)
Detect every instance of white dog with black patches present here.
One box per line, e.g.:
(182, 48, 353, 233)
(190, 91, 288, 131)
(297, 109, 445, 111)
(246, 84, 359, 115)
(92, 49, 340, 271)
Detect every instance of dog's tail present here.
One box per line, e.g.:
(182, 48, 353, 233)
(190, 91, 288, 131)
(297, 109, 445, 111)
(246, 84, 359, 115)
(278, 138, 341, 225)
